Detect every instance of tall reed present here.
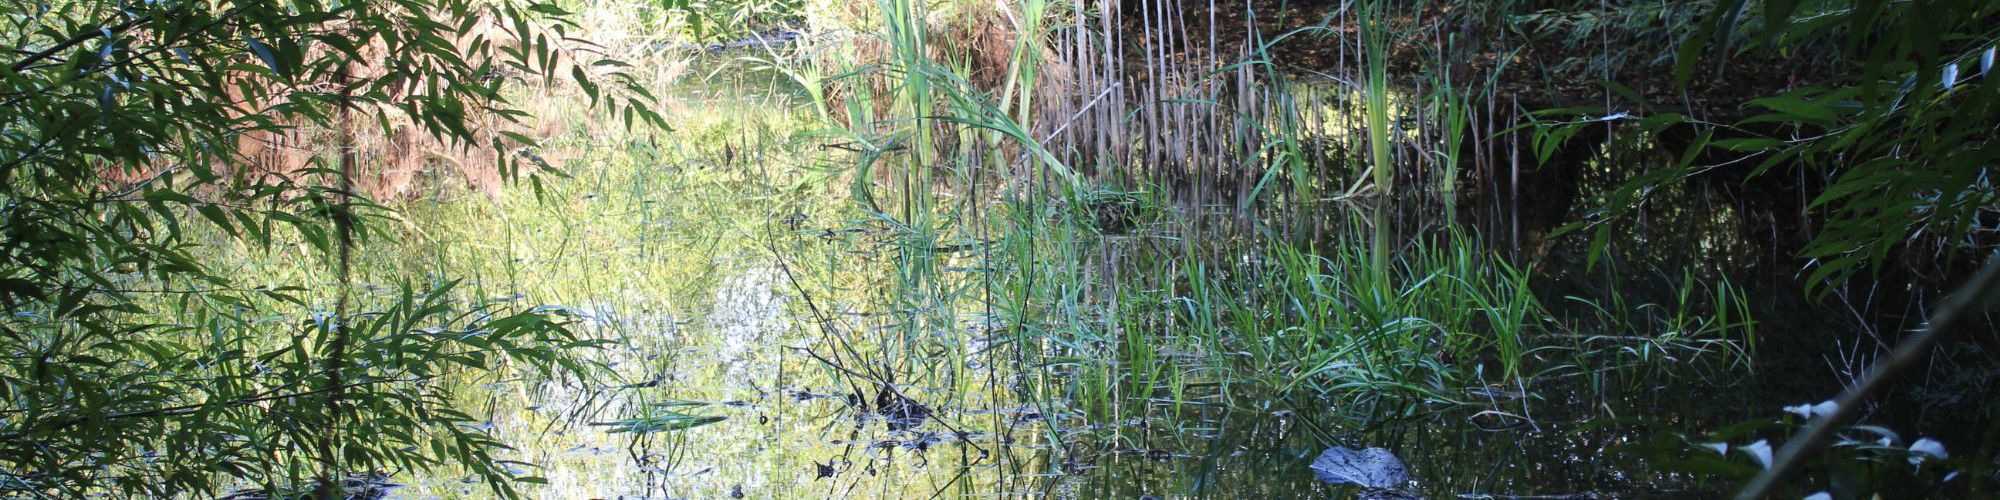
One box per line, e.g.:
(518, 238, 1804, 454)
(789, 0, 1765, 464)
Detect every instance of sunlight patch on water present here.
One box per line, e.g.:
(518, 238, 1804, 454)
(706, 266, 790, 386)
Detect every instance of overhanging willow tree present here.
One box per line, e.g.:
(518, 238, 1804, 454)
(0, 0, 661, 497)
(1539, 0, 2000, 292)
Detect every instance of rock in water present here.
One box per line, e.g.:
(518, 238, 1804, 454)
(1310, 446, 1411, 490)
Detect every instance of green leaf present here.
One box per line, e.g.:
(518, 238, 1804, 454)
(1596, 79, 1649, 110)
(1747, 94, 1837, 125)
(196, 205, 237, 237)
(1763, 0, 1800, 36)
(245, 37, 284, 79)
(526, 4, 571, 16)
(1711, 0, 1749, 73)
(571, 65, 598, 106)
(142, 188, 199, 204)
(1675, 21, 1711, 88)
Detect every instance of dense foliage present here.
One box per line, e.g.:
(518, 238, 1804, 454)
(1547, 0, 2000, 291)
(1, 0, 1993, 497)
(0, 0, 658, 496)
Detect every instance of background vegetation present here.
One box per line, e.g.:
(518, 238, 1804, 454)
(2, 0, 1993, 498)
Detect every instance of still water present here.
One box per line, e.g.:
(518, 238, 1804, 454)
(333, 56, 1948, 500)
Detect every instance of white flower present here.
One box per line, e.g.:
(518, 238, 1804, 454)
(1909, 438, 1949, 465)
(1943, 64, 1960, 90)
(1783, 403, 1812, 419)
(1784, 400, 1837, 419)
(1804, 493, 1832, 500)
(1700, 442, 1729, 455)
(1738, 439, 1774, 469)
(1981, 47, 1995, 77)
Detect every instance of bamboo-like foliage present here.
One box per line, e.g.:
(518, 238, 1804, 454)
(0, 0, 659, 497)
(1545, 0, 2000, 293)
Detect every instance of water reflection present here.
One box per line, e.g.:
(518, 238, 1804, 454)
(365, 52, 1819, 500)
(387, 261, 1734, 499)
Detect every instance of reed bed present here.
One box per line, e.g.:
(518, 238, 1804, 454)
(777, 0, 1761, 460)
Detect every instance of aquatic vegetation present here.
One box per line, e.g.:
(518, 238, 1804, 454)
(595, 401, 729, 434)
(5, 0, 1994, 498)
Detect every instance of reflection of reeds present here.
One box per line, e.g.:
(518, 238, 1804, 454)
(781, 0, 1764, 461)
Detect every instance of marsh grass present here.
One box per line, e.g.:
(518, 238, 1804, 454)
(293, 1, 1773, 493)
(142, 0, 1777, 495)
(762, 0, 1773, 465)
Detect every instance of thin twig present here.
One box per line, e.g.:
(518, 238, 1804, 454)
(8, 12, 160, 72)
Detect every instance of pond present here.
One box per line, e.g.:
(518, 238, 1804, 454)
(302, 58, 1929, 499)
(9, 2, 1994, 499)
(116, 14, 1972, 492)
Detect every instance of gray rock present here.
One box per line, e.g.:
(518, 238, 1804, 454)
(1310, 446, 1411, 490)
